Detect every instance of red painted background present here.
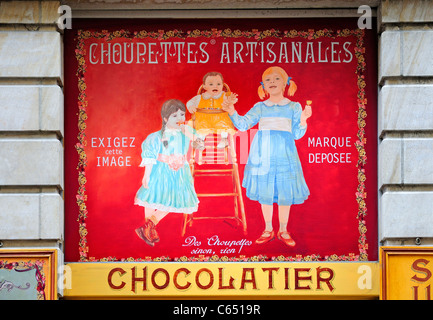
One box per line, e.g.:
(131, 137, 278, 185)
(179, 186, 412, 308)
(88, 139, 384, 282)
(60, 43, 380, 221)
(64, 18, 377, 262)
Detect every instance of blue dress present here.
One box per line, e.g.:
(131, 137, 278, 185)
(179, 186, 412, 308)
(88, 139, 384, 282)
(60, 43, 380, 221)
(134, 128, 199, 214)
(229, 98, 310, 206)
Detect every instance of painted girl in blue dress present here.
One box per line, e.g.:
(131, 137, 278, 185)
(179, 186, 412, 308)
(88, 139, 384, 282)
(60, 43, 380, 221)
(222, 66, 312, 247)
(134, 99, 204, 246)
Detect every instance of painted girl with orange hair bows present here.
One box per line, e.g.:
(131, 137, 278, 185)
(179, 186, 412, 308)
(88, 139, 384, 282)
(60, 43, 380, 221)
(223, 66, 312, 247)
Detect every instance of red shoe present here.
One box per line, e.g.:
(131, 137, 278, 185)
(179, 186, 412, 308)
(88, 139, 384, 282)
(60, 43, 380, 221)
(255, 230, 275, 245)
(277, 231, 296, 247)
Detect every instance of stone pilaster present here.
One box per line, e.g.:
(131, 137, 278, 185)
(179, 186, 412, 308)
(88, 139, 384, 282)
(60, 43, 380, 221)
(0, 1, 63, 295)
(378, 0, 433, 246)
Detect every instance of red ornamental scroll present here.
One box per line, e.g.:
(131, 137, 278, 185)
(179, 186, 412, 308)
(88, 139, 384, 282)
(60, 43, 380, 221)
(64, 19, 377, 263)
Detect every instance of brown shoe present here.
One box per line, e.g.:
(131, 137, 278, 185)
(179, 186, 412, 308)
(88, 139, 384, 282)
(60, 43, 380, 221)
(135, 220, 155, 247)
(151, 225, 160, 243)
(277, 231, 296, 247)
(255, 230, 275, 245)
(135, 226, 154, 246)
(143, 219, 156, 241)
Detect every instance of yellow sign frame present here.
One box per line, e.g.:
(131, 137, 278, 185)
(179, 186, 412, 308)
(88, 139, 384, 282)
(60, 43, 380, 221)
(63, 261, 379, 299)
(0, 248, 58, 300)
(380, 246, 433, 300)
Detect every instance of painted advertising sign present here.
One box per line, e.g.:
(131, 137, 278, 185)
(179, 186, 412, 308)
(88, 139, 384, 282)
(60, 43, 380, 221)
(0, 249, 57, 300)
(64, 18, 377, 264)
(381, 247, 433, 300)
(64, 261, 379, 299)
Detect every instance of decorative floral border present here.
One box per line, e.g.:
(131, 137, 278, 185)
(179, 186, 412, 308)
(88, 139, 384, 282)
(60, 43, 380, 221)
(0, 260, 46, 300)
(75, 27, 368, 262)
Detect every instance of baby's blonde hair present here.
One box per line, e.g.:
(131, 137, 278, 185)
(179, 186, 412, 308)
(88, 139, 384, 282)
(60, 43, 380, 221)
(258, 66, 297, 99)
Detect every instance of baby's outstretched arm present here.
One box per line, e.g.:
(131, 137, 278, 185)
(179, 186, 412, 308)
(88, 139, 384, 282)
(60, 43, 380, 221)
(225, 93, 238, 105)
(222, 93, 238, 116)
(186, 95, 200, 113)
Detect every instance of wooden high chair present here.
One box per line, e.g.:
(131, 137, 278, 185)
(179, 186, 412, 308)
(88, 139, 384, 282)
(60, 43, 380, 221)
(182, 84, 247, 236)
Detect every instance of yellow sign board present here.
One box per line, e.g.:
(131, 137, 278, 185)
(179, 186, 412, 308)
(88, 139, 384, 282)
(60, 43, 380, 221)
(0, 249, 58, 300)
(63, 262, 379, 299)
(381, 247, 433, 300)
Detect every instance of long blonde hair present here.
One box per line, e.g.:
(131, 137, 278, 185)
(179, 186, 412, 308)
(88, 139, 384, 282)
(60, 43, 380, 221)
(257, 66, 297, 100)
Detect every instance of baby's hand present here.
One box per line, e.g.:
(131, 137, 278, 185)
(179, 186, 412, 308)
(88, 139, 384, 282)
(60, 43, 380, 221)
(222, 93, 237, 116)
(225, 93, 238, 105)
(187, 104, 198, 113)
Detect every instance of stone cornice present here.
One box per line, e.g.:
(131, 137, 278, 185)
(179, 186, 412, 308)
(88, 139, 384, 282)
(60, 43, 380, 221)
(64, 0, 380, 10)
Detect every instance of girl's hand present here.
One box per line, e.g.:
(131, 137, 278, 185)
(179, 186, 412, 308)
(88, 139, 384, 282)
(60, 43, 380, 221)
(222, 93, 238, 116)
(142, 173, 150, 188)
(180, 124, 186, 134)
(300, 105, 312, 126)
(142, 164, 153, 188)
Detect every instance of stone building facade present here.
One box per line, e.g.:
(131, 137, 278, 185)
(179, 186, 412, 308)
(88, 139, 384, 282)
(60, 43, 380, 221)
(0, 0, 432, 299)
